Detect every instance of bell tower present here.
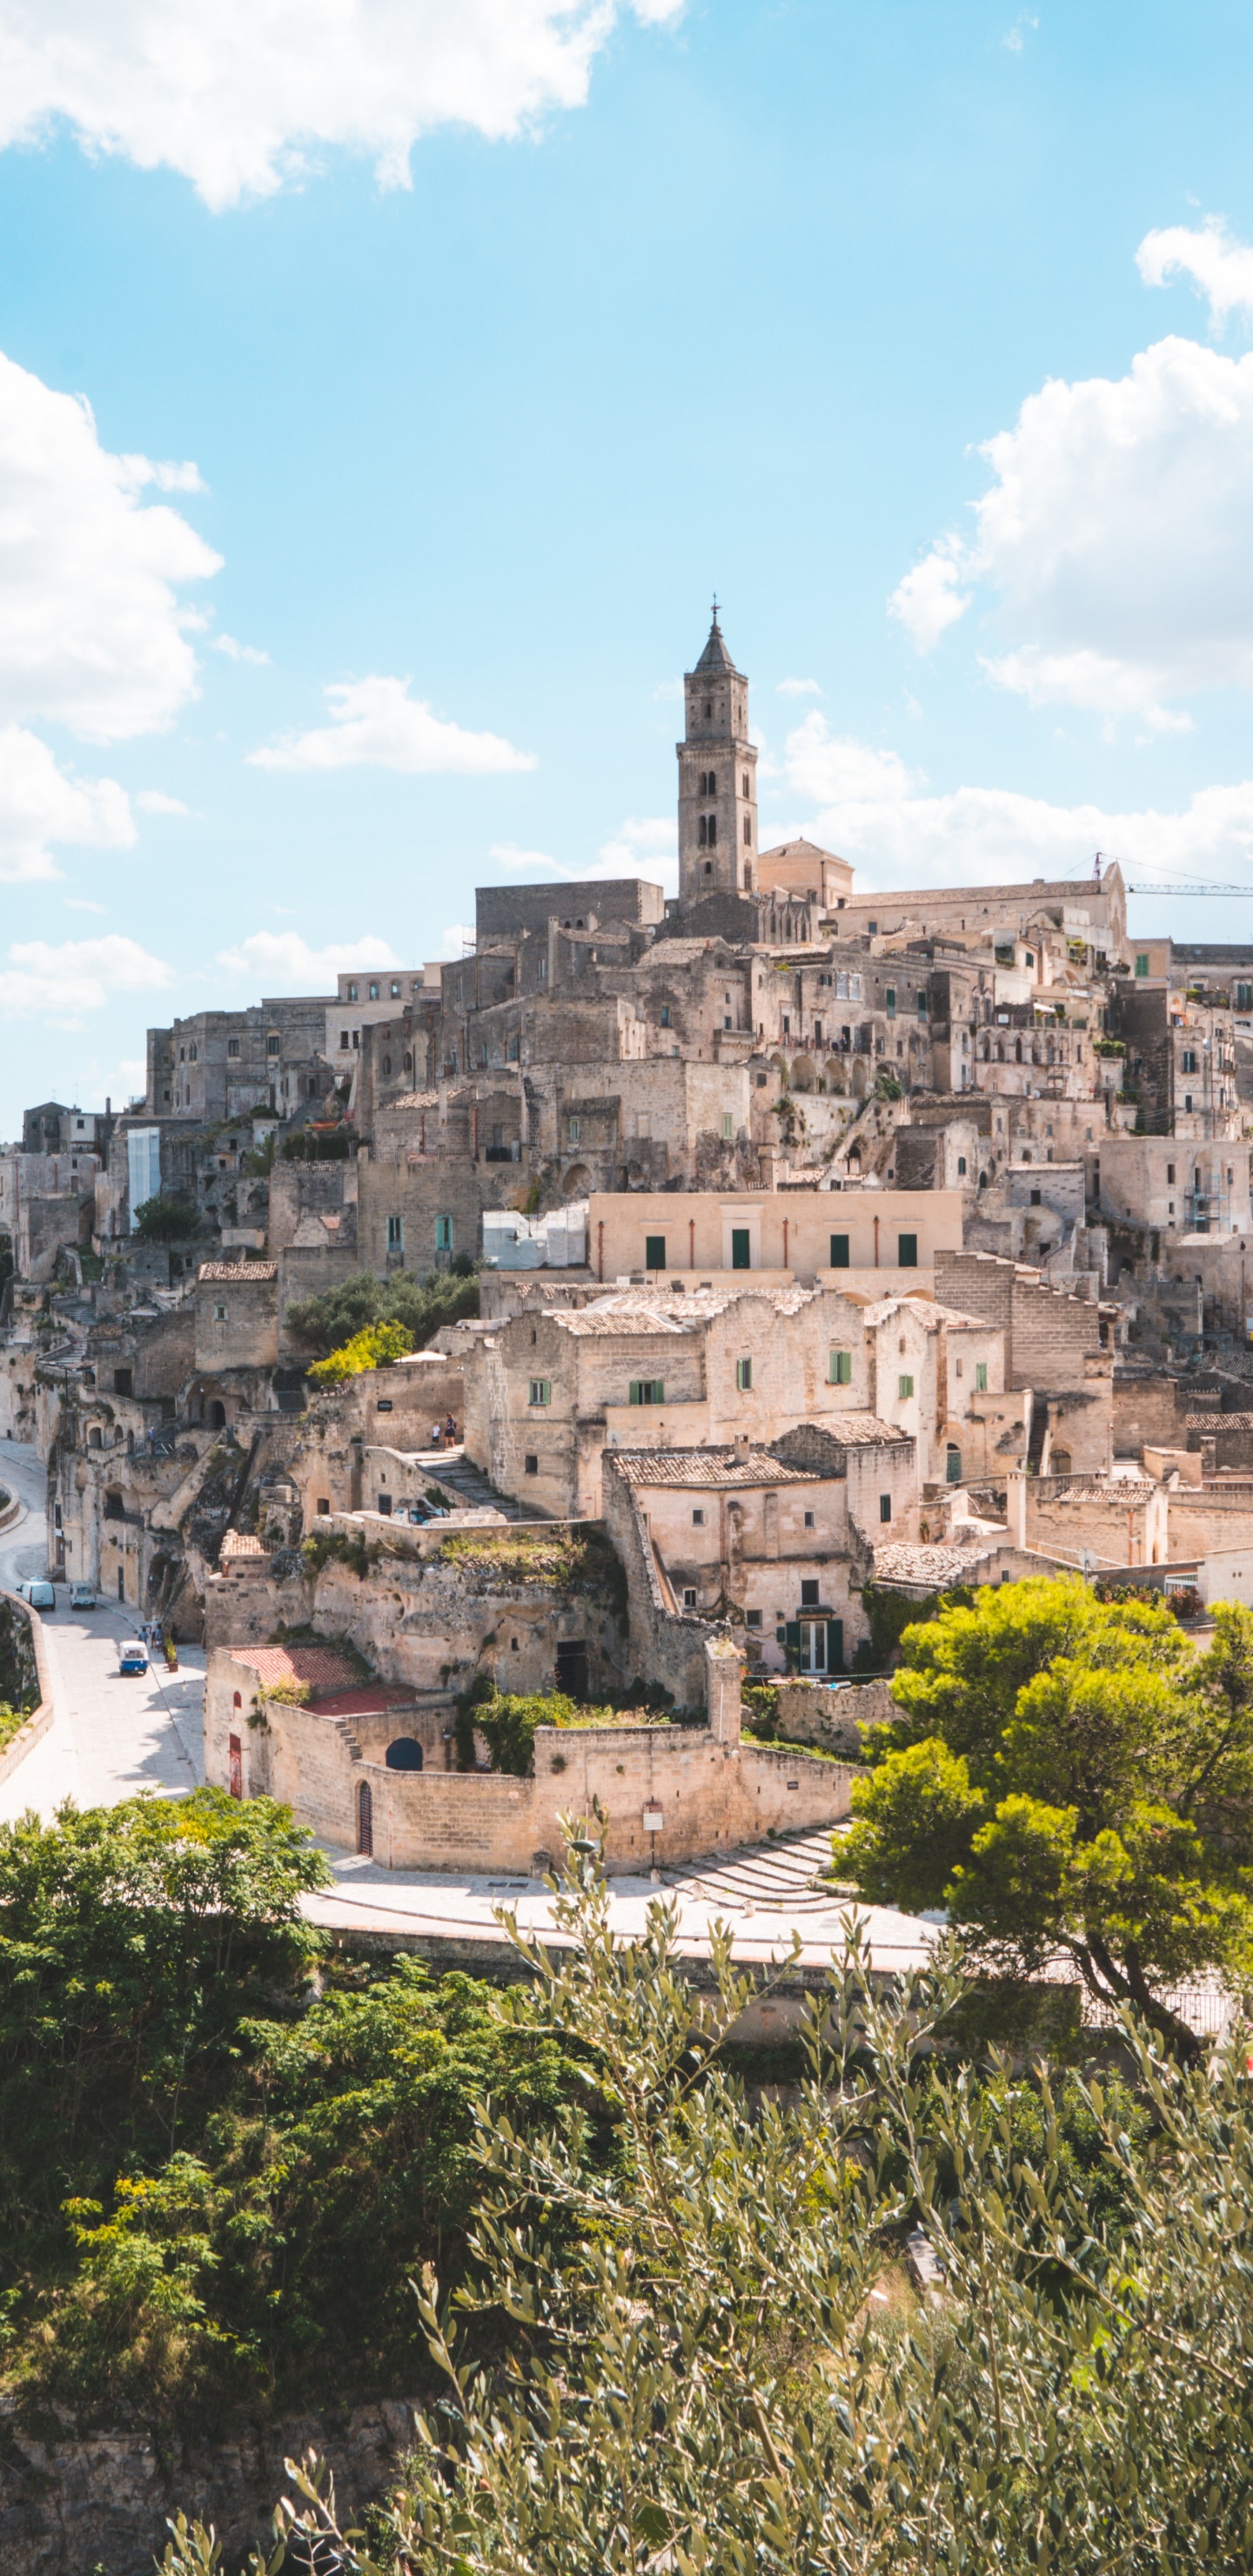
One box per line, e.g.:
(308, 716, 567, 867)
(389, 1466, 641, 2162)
(677, 605, 758, 913)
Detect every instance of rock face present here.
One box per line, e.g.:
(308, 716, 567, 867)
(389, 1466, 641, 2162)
(0, 2397, 417, 2576)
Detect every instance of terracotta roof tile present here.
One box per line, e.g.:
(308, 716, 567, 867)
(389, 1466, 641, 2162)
(198, 1261, 278, 1282)
(229, 1645, 358, 1690)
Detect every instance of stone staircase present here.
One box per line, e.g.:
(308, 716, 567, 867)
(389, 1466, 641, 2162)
(660, 1826, 847, 1916)
(425, 1446, 544, 1524)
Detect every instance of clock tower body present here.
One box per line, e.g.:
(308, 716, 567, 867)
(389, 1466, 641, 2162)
(677, 611, 759, 914)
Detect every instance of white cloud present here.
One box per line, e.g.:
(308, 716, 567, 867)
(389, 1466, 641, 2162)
(136, 788, 190, 815)
(780, 713, 914, 808)
(0, 932, 171, 1016)
(63, 895, 106, 913)
(489, 840, 566, 872)
(1137, 217, 1253, 329)
(775, 676, 823, 697)
(773, 721, 1253, 896)
(440, 922, 475, 956)
(596, 814, 676, 893)
(889, 535, 970, 652)
(212, 633, 270, 666)
(0, 352, 218, 743)
(215, 929, 405, 991)
(1003, 11, 1037, 51)
(890, 320, 1253, 720)
(0, 724, 134, 882)
(0, 0, 682, 211)
(250, 674, 536, 775)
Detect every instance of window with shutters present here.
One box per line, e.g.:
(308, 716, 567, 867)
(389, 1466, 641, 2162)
(645, 1234, 666, 1270)
(386, 1215, 403, 1251)
(975, 1361, 988, 1391)
(721, 1112, 734, 1141)
(897, 1233, 918, 1267)
(898, 1373, 914, 1399)
(879, 1493, 892, 1523)
(828, 1348, 852, 1383)
(528, 1379, 551, 1405)
(829, 1233, 850, 1269)
(628, 1379, 666, 1405)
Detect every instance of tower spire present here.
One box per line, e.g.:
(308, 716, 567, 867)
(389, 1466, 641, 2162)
(677, 609, 757, 911)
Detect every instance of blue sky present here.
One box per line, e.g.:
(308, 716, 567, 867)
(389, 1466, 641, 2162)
(4, 0, 1253, 1130)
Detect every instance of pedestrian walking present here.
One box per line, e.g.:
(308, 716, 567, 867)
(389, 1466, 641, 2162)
(431, 1421, 442, 1451)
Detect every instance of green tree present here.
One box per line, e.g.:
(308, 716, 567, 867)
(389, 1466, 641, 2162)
(163, 1850, 1253, 2576)
(133, 1193, 199, 1243)
(306, 1318, 412, 1385)
(841, 1575, 1253, 2059)
(287, 1266, 479, 1358)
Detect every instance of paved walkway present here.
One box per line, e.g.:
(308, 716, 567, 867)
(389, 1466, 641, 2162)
(0, 1438, 933, 1976)
(0, 1436, 204, 1822)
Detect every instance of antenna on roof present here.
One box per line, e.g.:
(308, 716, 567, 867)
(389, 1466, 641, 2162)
(1093, 851, 1102, 879)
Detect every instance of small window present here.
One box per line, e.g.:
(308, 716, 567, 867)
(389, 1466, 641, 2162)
(377, 1397, 393, 1412)
(693, 1507, 705, 1526)
(434, 1215, 452, 1251)
(347, 981, 358, 1001)
(721, 1112, 734, 1141)
(386, 1214, 403, 1249)
(645, 1234, 667, 1271)
(660, 1005, 671, 1028)
(266, 1034, 280, 1055)
(801, 1579, 819, 1607)
(1182, 1050, 1197, 1074)
(897, 1233, 918, 1268)
(803, 1509, 815, 1528)
(829, 1233, 850, 1269)
(227, 1037, 240, 1057)
(879, 1493, 892, 1524)
(340, 1030, 350, 1050)
(828, 1348, 852, 1384)
(917, 991, 928, 1016)
(736, 1357, 753, 1391)
(1238, 984, 1252, 1010)
(746, 1607, 762, 1629)
(1029, 1187, 1042, 1206)
(317, 1498, 331, 1517)
(528, 1379, 552, 1405)
(1136, 954, 1149, 977)
(956, 1155, 966, 1175)
(378, 1493, 392, 1515)
(568, 1117, 580, 1143)
(524, 1453, 539, 1474)
(213, 1301, 227, 1321)
(390, 981, 401, 998)
(898, 1373, 914, 1399)
(683, 1587, 698, 1610)
(885, 987, 896, 1016)
(743, 815, 751, 845)
(975, 1361, 988, 1392)
(368, 981, 379, 1001)
(628, 1379, 666, 1405)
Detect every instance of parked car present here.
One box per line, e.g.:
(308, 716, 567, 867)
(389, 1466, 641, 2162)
(117, 1640, 149, 1675)
(25, 1581, 55, 1611)
(69, 1583, 97, 1610)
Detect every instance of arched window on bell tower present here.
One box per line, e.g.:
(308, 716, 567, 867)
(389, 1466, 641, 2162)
(679, 605, 757, 911)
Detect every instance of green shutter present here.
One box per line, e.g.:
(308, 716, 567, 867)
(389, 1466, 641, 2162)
(731, 1228, 751, 1270)
(826, 1619, 844, 1675)
(645, 1235, 666, 1271)
(897, 1233, 918, 1268)
(829, 1232, 850, 1268)
(784, 1621, 801, 1667)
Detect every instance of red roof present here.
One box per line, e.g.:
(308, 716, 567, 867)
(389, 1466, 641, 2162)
(231, 1646, 358, 1690)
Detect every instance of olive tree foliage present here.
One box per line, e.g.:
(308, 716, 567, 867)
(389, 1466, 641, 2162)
(162, 1842, 1253, 2576)
(841, 1576, 1253, 2063)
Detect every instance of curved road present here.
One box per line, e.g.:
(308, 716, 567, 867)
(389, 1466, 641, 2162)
(0, 1435, 204, 1823)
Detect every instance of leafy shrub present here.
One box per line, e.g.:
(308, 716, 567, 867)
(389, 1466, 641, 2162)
(307, 1318, 412, 1385)
(133, 1194, 198, 1244)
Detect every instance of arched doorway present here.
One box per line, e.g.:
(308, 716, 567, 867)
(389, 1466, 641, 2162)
(357, 1781, 373, 1855)
(385, 1738, 424, 1771)
(208, 1399, 226, 1432)
(945, 1443, 962, 1484)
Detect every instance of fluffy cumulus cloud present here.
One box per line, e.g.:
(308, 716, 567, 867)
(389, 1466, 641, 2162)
(250, 675, 536, 775)
(0, 0, 681, 211)
(767, 715, 1253, 896)
(596, 814, 677, 893)
(0, 350, 218, 743)
(890, 230, 1253, 724)
(1137, 218, 1253, 328)
(215, 929, 405, 991)
(0, 724, 135, 883)
(0, 932, 172, 1016)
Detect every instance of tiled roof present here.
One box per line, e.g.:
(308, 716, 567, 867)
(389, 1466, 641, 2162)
(613, 1447, 822, 1489)
(198, 1261, 278, 1282)
(862, 1294, 988, 1332)
(873, 1535, 1006, 1587)
(774, 1414, 913, 1457)
(554, 1284, 816, 1337)
(229, 1646, 358, 1690)
(220, 1531, 269, 1561)
(1186, 1414, 1253, 1431)
(383, 1090, 439, 1110)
